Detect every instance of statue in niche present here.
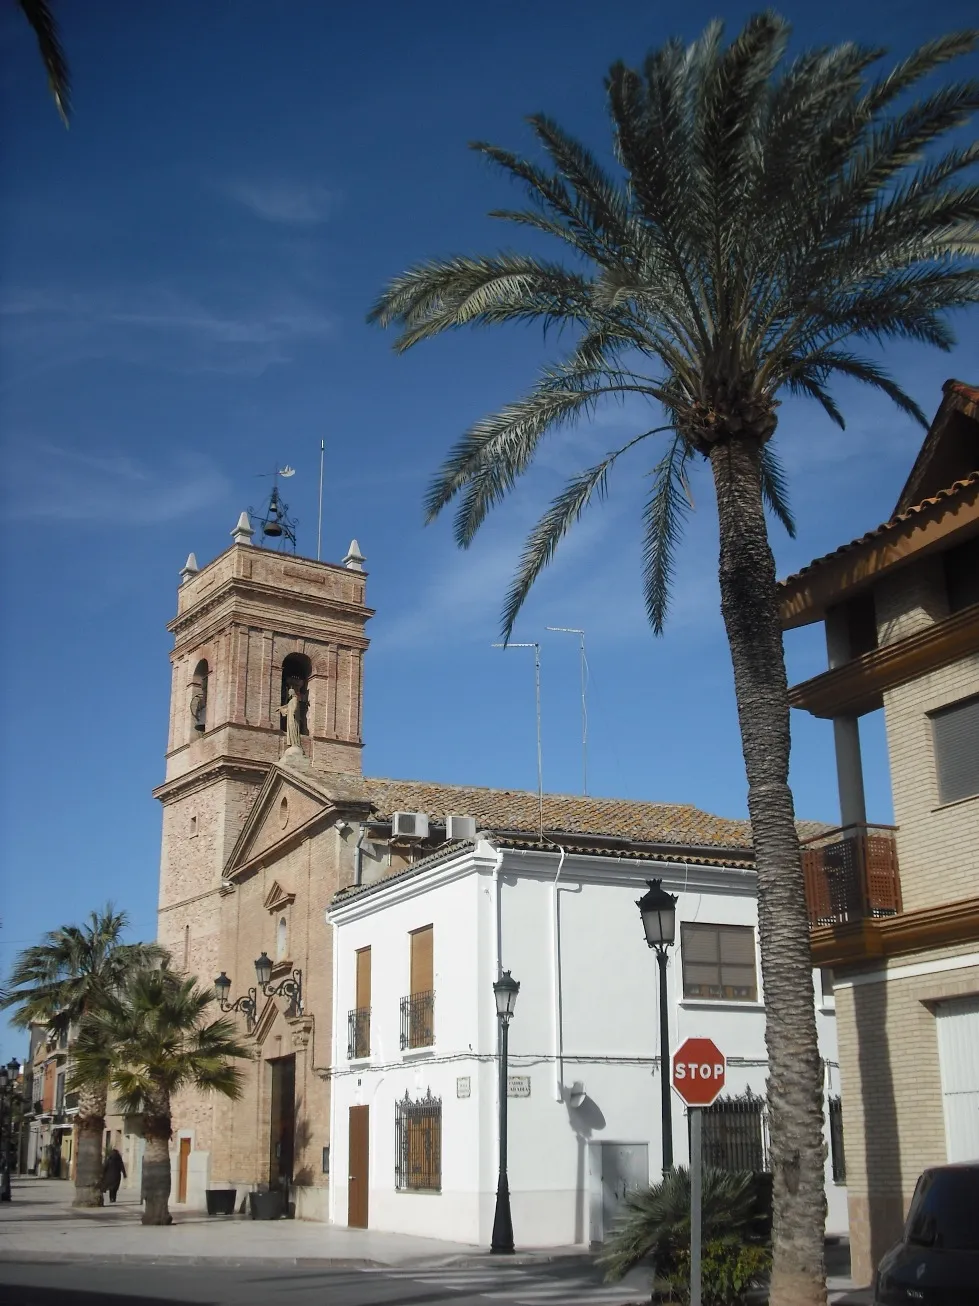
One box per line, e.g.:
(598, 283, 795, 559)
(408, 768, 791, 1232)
(279, 686, 304, 750)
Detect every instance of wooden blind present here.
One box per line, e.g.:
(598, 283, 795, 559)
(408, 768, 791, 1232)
(355, 947, 371, 1011)
(681, 923, 757, 1001)
(932, 695, 979, 805)
(410, 926, 434, 996)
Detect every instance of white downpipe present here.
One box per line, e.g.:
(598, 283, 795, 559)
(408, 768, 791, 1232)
(551, 844, 567, 1102)
(327, 908, 340, 1225)
(490, 841, 505, 980)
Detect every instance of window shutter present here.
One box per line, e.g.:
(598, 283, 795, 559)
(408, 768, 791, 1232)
(356, 947, 371, 1011)
(410, 925, 434, 996)
(681, 925, 720, 963)
(932, 696, 979, 805)
(719, 927, 756, 967)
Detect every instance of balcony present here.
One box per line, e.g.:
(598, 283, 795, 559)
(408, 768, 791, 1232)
(347, 1007, 370, 1060)
(802, 824, 902, 927)
(400, 991, 435, 1051)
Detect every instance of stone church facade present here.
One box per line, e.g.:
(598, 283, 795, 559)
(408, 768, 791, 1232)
(155, 523, 806, 1219)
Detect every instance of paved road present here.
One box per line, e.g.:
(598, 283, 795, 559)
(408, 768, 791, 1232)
(0, 1260, 649, 1306)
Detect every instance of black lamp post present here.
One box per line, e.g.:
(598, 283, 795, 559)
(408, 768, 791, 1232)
(491, 971, 520, 1254)
(0, 1058, 20, 1203)
(214, 954, 303, 1031)
(636, 879, 678, 1171)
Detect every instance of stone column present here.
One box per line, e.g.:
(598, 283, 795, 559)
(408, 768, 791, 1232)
(825, 607, 867, 829)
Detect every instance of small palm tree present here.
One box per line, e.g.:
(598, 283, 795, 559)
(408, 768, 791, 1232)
(2, 907, 166, 1206)
(370, 16, 979, 1303)
(71, 969, 250, 1225)
(16, 0, 71, 125)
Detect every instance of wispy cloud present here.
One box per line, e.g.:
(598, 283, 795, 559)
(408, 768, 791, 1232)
(0, 285, 334, 377)
(4, 440, 230, 525)
(224, 180, 334, 225)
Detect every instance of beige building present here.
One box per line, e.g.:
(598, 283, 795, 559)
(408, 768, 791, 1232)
(155, 518, 818, 1220)
(779, 379, 979, 1285)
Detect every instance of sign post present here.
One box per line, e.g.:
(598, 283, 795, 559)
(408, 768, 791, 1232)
(672, 1037, 727, 1306)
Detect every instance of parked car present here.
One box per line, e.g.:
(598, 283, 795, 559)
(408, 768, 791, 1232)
(874, 1163, 979, 1304)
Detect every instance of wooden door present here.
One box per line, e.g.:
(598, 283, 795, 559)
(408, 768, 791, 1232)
(409, 925, 433, 995)
(354, 948, 371, 1057)
(177, 1138, 191, 1204)
(348, 1105, 369, 1228)
(268, 1055, 296, 1194)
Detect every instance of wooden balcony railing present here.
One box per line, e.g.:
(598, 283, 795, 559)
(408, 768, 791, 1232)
(801, 824, 902, 927)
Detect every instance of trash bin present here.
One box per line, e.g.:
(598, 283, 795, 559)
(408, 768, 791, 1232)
(248, 1190, 283, 1220)
(206, 1188, 238, 1216)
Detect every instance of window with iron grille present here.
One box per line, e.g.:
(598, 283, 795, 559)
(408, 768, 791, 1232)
(681, 923, 758, 1001)
(696, 1090, 769, 1172)
(347, 1008, 370, 1060)
(395, 1090, 441, 1192)
(400, 991, 435, 1050)
(828, 1096, 846, 1184)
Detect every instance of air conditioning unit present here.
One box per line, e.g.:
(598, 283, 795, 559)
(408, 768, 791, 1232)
(446, 814, 477, 842)
(391, 811, 429, 841)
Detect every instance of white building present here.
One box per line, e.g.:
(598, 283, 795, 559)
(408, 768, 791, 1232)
(328, 835, 848, 1247)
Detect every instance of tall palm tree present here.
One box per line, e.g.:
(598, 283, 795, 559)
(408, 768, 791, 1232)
(17, 0, 71, 125)
(2, 907, 165, 1206)
(70, 969, 250, 1226)
(369, 16, 979, 1304)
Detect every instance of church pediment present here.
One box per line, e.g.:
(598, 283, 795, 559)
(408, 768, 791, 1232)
(263, 880, 296, 913)
(223, 761, 371, 882)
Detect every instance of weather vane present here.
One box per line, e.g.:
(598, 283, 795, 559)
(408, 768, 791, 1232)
(250, 466, 298, 552)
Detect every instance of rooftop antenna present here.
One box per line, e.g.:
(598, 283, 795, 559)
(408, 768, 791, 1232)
(547, 627, 588, 795)
(251, 466, 298, 552)
(492, 641, 543, 841)
(316, 439, 325, 562)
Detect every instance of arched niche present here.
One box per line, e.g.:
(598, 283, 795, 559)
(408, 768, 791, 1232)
(280, 652, 311, 735)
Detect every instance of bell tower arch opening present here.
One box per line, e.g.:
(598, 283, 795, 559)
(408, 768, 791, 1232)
(189, 659, 209, 733)
(280, 653, 311, 736)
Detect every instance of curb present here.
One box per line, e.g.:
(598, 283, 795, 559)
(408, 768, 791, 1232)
(0, 1253, 384, 1268)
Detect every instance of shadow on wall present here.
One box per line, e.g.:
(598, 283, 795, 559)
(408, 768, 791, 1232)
(852, 977, 903, 1285)
(292, 1095, 315, 1188)
(564, 1089, 607, 1245)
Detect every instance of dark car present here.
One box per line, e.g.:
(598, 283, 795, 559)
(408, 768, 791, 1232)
(874, 1163, 979, 1304)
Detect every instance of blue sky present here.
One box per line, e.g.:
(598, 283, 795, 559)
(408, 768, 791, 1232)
(1, 0, 976, 1056)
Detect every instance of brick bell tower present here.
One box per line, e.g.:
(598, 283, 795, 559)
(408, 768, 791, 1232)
(153, 512, 372, 976)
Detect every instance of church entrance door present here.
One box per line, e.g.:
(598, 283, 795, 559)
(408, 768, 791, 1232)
(268, 1055, 296, 1197)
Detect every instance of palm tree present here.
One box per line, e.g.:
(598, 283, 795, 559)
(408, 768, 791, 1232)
(16, 0, 71, 125)
(369, 17, 979, 1304)
(70, 969, 250, 1225)
(1, 907, 165, 1206)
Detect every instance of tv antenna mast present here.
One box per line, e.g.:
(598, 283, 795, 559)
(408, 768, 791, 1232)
(547, 627, 589, 795)
(492, 641, 543, 840)
(251, 466, 298, 552)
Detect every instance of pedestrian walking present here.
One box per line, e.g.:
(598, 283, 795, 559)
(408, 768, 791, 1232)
(101, 1148, 126, 1204)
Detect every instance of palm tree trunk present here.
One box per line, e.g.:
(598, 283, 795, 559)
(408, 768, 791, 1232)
(709, 436, 827, 1306)
(72, 1083, 106, 1208)
(141, 1105, 173, 1226)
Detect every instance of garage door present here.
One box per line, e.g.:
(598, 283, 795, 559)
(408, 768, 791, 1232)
(936, 995, 979, 1162)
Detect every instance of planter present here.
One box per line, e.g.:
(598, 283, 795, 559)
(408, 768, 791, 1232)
(248, 1190, 284, 1221)
(205, 1188, 238, 1216)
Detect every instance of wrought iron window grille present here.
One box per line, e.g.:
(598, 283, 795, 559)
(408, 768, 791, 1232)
(400, 990, 435, 1050)
(394, 1089, 442, 1192)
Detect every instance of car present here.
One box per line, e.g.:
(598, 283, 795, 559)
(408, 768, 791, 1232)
(874, 1163, 979, 1304)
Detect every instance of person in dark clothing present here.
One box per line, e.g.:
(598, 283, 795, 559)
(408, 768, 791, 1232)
(101, 1148, 127, 1203)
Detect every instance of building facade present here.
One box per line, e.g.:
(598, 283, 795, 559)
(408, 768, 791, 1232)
(778, 379, 979, 1284)
(327, 839, 848, 1246)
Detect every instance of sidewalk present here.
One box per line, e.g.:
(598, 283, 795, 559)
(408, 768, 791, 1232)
(0, 1177, 582, 1268)
(0, 1177, 874, 1300)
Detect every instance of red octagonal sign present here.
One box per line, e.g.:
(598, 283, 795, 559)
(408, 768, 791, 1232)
(672, 1037, 726, 1107)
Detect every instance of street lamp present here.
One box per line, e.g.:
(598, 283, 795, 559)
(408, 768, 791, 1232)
(636, 879, 678, 1171)
(214, 955, 303, 1031)
(0, 1057, 20, 1203)
(491, 971, 520, 1254)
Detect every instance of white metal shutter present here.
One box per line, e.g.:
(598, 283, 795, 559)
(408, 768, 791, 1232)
(936, 995, 979, 1162)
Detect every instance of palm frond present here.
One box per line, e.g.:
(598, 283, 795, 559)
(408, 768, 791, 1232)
(641, 434, 695, 636)
(759, 443, 796, 537)
(18, 0, 71, 125)
(499, 426, 670, 640)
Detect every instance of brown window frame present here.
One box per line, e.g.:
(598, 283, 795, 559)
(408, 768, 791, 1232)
(681, 922, 758, 1002)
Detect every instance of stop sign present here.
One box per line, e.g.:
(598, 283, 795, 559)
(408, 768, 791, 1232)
(672, 1037, 726, 1107)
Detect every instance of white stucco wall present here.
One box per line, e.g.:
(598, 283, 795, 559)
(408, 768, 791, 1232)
(328, 841, 849, 1245)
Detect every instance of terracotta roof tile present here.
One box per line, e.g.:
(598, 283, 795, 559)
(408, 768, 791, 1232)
(777, 471, 979, 592)
(360, 775, 824, 852)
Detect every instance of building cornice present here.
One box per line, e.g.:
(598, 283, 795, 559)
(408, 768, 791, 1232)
(788, 602, 979, 718)
(153, 756, 271, 804)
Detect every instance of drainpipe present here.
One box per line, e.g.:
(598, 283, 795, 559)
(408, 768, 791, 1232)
(490, 842, 505, 981)
(551, 845, 567, 1102)
(354, 825, 368, 887)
